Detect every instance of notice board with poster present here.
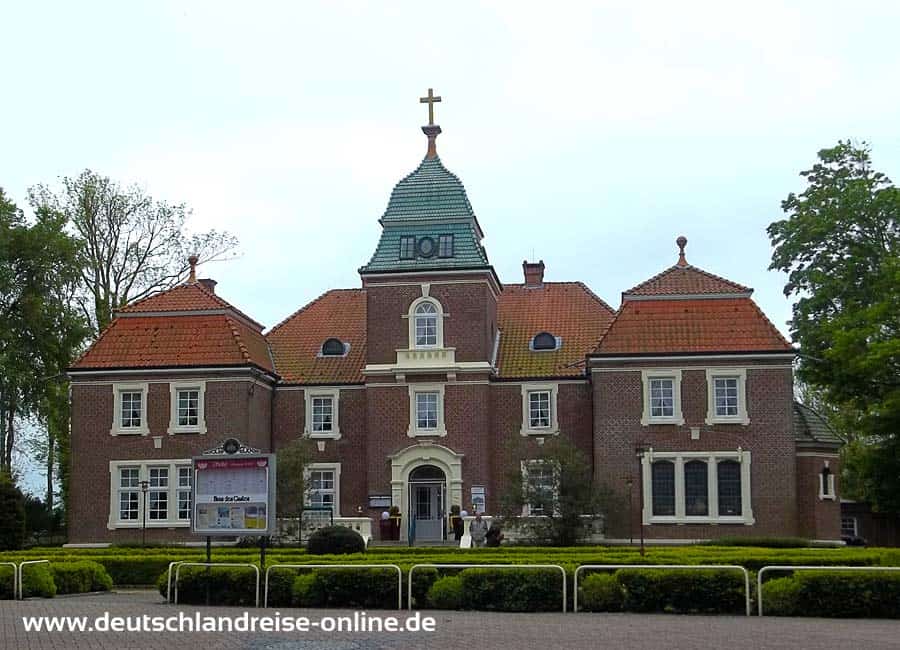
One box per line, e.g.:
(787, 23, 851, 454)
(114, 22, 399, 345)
(191, 447, 276, 536)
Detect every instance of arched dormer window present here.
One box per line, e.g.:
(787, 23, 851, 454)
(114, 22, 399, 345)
(407, 297, 445, 349)
(320, 338, 347, 357)
(531, 331, 559, 351)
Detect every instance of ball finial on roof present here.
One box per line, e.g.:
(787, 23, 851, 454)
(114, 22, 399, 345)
(676, 236, 688, 267)
(187, 254, 199, 283)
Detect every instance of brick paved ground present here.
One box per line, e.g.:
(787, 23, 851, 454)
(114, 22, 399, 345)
(2, 590, 900, 650)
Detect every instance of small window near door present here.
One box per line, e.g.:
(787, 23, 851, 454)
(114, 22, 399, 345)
(841, 516, 858, 538)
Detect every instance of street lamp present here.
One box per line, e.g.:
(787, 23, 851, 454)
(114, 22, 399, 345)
(635, 445, 648, 557)
(623, 474, 634, 545)
(139, 480, 150, 546)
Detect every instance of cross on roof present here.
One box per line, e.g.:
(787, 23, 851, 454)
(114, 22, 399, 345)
(419, 88, 442, 125)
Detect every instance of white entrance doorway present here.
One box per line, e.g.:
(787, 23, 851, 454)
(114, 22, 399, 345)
(409, 465, 446, 542)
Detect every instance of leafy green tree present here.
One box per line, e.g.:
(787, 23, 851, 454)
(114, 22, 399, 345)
(276, 437, 315, 519)
(29, 170, 239, 332)
(0, 471, 26, 550)
(498, 436, 617, 546)
(768, 141, 900, 512)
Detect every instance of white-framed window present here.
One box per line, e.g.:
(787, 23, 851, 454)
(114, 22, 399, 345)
(111, 383, 149, 435)
(841, 516, 858, 538)
(406, 297, 445, 350)
(303, 388, 341, 439)
(520, 383, 560, 436)
(641, 449, 754, 525)
(177, 466, 192, 520)
(521, 460, 558, 516)
(108, 460, 192, 529)
(407, 384, 447, 437)
(117, 466, 140, 521)
(168, 381, 207, 435)
(438, 234, 454, 258)
(640, 370, 684, 426)
(305, 463, 341, 517)
(705, 368, 750, 425)
(818, 463, 836, 500)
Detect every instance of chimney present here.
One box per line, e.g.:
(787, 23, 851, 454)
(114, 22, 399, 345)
(523, 260, 545, 288)
(198, 278, 217, 294)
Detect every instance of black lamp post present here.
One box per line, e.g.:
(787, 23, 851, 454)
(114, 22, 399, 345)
(139, 480, 150, 546)
(624, 474, 634, 545)
(635, 445, 648, 556)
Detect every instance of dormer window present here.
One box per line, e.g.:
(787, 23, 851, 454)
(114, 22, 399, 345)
(438, 234, 454, 258)
(531, 332, 559, 351)
(321, 338, 347, 357)
(399, 237, 416, 260)
(417, 236, 436, 258)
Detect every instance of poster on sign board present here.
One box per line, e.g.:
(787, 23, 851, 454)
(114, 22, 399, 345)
(191, 453, 276, 536)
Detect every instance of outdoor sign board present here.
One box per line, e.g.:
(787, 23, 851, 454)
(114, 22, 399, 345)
(191, 440, 276, 536)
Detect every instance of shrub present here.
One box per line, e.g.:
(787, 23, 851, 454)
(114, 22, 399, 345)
(701, 537, 810, 548)
(51, 561, 113, 594)
(291, 573, 325, 607)
(315, 568, 398, 608)
(410, 567, 439, 608)
(267, 567, 299, 608)
(0, 473, 26, 551)
(760, 577, 801, 616)
(762, 571, 900, 618)
(0, 565, 14, 599)
(162, 566, 258, 606)
(580, 573, 623, 612)
(616, 569, 745, 614)
(21, 563, 56, 598)
(427, 576, 464, 609)
(459, 567, 563, 612)
(306, 526, 365, 555)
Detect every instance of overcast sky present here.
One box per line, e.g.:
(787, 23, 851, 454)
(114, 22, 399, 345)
(2, 2, 900, 491)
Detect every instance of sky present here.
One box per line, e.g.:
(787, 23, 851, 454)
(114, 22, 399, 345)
(2, 2, 899, 493)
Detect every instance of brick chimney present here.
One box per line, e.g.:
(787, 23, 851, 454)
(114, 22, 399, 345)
(198, 278, 217, 294)
(522, 260, 545, 288)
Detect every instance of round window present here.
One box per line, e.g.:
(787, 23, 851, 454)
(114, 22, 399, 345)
(417, 236, 436, 258)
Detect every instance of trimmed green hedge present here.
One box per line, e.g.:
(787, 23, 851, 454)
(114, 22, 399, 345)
(427, 575, 464, 609)
(307, 526, 366, 555)
(21, 563, 56, 598)
(762, 571, 900, 618)
(458, 568, 563, 612)
(579, 573, 623, 612)
(158, 566, 258, 607)
(615, 568, 746, 614)
(51, 561, 113, 595)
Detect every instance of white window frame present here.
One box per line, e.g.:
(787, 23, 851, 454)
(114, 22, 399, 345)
(116, 466, 141, 523)
(640, 370, 684, 426)
(176, 466, 192, 521)
(406, 297, 446, 350)
(705, 368, 750, 425)
(303, 388, 341, 439)
(111, 382, 150, 436)
(840, 516, 858, 538)
(407, 383, 447, 437)
(640, 449, 754, 525)
(305, 462, 341, 517)
(519, 383, 560, 436)
(520, 459, 559, 516)
(167, 381, 207, 435)
(818, 462, 836, 500)
(107, 459, 192, 529)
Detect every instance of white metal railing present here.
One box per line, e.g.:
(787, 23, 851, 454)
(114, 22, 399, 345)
(263, 564, 403, 609)
(165, 561, 189, 604)
(1, 562, 17, 601)
(407, 563, 567, 612)
(757, 565, 900, 616)
(174, 562, 261, 608)
(573, 564, 751, 616)
(17, 560, 50, 600)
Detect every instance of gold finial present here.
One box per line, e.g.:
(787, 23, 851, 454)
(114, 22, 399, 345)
(419, 87, 442, 126)
(188, 254, 199, 283)
(676, 236, 688, 267)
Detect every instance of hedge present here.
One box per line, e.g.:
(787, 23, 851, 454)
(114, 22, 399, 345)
(20, 563, 56, 598)
(51, 561, 113, 595)
(579, 573, 623, 612)
(614, 568, 746, 614)
(762, 571, 900, 618)
(427, 575, 464, 609)
(157, 566, 259, 606)
(458, 567, 563, 611)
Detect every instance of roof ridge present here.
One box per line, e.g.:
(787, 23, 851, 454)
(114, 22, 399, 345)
(623, 263, 752, 297)
(225, 316, 252, 363)
(574, 281, 616, 314)
(70, 319, 118, 368)
(746, 297, 793, 349)
(592, 304, 625, 352)
(118, 281, 266, 331)
(266, 288, 364, 336)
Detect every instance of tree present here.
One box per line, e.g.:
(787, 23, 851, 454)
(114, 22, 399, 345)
(498, 437, 616, 546)
(0, 471, 26, 550)
(29, 170, 238, 332)
(768, 140, 900, 512)
(0, 188, 88, 487)
(276, 437, 315, 519)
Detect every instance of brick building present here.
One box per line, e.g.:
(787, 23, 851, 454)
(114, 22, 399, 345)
(66, 113, 842, 545)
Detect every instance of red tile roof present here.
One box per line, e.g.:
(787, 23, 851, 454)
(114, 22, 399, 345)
(266, 289, 367, 384)
(496, 282, 615, 378)
(71, 314, 274, 372)
(593, 298, 792, 355)
(119, 283, 265, 331)
(624, 264, 752, 298)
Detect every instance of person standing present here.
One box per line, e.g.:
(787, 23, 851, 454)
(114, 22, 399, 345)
(469, 512, 488, 548)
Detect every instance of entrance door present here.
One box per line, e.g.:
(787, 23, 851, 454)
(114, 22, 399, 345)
(409, 465, 446, 542)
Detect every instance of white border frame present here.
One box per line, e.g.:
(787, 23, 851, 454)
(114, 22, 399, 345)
(107, 459, 192, 529)
(167, 381, 207, 435)
(520, 383, 560, 436)
(305, 462, 342, 517)
(110, 382, 150, 436)
(407, 384, 447, 437)
(640, 370, 684, 426)
(304, 387, 342, 440)
(641, 449, 754, 525)
(705, 368, 750, 425)
(406, 296, 446, 350)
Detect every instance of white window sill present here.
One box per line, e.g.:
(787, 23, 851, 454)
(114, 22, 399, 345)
(819, 494, 836, 501)
(167, 426, 206, 436)
(647, 515, 755, 525)
(107, 521, 191, 530)
(110, 428, 149, 436)
(519, 427, 559, 437)
(705, 415, 750, 426)
(305, 431, 342, 441)
(640, 416, 685, 427)
(407, 427, 447, 438)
